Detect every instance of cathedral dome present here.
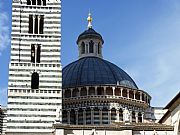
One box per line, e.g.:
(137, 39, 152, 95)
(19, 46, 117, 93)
(62, 56, 138, 89)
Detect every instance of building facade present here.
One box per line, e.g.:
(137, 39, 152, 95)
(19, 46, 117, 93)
(6, 0, 62, 134)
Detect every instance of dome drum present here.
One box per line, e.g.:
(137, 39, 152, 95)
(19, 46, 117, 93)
(63, 85, 151, 108)
(62, 100, 145, 125)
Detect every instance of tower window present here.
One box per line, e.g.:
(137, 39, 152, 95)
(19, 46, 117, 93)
(29, 15, 33, 33)
(39, 15, 44, 34)
(31, 45, 35, 63)
(37, 0, 41, 5)
(89, 40, 94, 53)
(42, 0, 46, 6)
(27, 0, 31, 5)
(31, 44, 41, 63)
(81, 42, 85, 54)
(32, 0, 36, 5)
(31, 72, 39, 89)
(29, 15, 44, 34)
(35, 15, 38, 34)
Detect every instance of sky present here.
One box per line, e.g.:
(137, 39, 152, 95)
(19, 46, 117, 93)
(0, 0, 180, 107)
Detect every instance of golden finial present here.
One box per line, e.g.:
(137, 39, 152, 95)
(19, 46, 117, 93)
(87, 10, 92, 29)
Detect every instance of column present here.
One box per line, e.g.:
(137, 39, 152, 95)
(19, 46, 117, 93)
(38, 15, 40, 34)
(142, 112, 144, 123)
(104, 87, 106, 95)
(116, 109, 119, 122)
(99, 108, 102, 124)
(91, 107, 94, 125)
(140, 92, 142, 101)
(70, 89, 73, 98)
(108, 109, 111, 124)
(95, 86, 97, 95)
(120, 88, 123, 97)
(129, 111, 132, 122)
(33, 15, 35, 34)
(75, 109, 78, 125)
(133, 91, 136, 99)
(34, 45, 37, 71)
(127, 89, 129, 99)
(86, 87, 89, 96)
(41, 0, 43, 6)
(112, 87, 115, 96)
(135, 112, 138, 123)
(67, 110, 70, 124)
(83, 109, 86, 125)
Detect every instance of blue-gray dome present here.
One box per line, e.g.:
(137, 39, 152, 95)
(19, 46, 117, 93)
(77, 28, 104, 44)
(62, 57, 138, 89)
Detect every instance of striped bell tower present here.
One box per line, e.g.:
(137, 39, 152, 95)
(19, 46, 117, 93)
(6, 0, 62, 134)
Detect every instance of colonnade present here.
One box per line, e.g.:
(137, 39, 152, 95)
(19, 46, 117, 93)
(63, 86, 150, 104)
(62, 107, 144, 125)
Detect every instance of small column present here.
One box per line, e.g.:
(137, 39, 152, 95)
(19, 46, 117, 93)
(70, 89, 73, 98)
(133, 91, 136, 99)
(67, 110, 70, 124)
(86, 87, 89, 96)
(127, 89, 129, 99)
(34, 45, 37, 71)
(38, 16, 40, 34)
(104, 87, 106, 95)
(91, 107, 94, 125)
(112, 87, 115, 96)
(129, 111, 132, 122)
(135, 112, 138, 123)
(33, 15, 35, 34)
(83, 109, 86, 125)
(108, 109, 111, 124)
(142, 112, 144, 123)
(140, 92, 142, 101)
(120, 88, 123, 97)
(99, 108, 102, 124)
(95, 86, 97, 95)
(116, 109, 119, 122)
(75, 109, 78, 125)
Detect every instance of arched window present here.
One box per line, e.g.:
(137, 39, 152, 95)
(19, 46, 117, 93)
(119, 109, 123, 121)
(138, 112, 142, 123)
(42, 0, 46, 6)
(98, 42, 101, 54)
(35, 15, 38, 34)
(29, 15, 33, 33)
(89, 40, 94, 53)
(27, 0, 31, 5)
(31, 45, 35, 63)
(31, 45, 41, 63)
(31, 72, 39, 89)
(132, 111, 136, 122)
(39, 15, 44, 34)
(37, 0, 41, 5)
(81, 42, 85, 54)
(32, 0, 36, 5)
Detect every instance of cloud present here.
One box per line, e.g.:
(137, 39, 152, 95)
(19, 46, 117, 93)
(0, 12, 10, 55)
(0, 87, 7, 106)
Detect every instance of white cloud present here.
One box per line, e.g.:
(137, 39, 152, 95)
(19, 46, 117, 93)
(0, 12, 10, 55)
(0, 87, 7, 106)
